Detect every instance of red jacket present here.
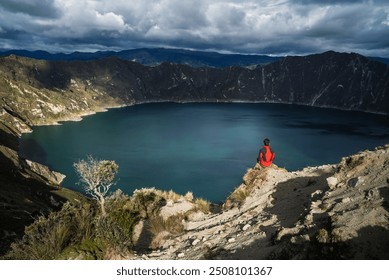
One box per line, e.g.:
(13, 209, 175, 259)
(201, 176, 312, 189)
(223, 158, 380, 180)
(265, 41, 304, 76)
(258, 145, 275, 167)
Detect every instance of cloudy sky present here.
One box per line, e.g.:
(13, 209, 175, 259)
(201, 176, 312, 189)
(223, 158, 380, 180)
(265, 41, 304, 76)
(0, 0, 388, 56)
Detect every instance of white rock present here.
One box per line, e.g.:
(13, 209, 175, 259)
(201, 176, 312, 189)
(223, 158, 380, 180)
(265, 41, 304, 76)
(304, 213, 313, 224)
(166, 200, 174, 207)
(242, 224, 251, 231)
(311, 190, 323, 198)
(177, 252, 185, 258)
(326, 176, 338, 189)
(192, 239, 200, 246)
(228, 238, 236, 243)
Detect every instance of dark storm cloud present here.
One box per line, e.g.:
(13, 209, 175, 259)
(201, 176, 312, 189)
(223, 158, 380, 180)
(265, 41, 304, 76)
(291, 0, 366, 3)
(0, 0, 388, 57)
(0, 0, 61, 18)
(299, 3, 389, 54)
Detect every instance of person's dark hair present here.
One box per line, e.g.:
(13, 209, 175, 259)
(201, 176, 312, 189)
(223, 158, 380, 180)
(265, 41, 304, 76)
(263, 138, 270, 146)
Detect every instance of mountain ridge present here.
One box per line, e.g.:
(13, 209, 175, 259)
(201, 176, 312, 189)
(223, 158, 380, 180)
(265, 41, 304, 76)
(1, 50, 388, 130)
(1, 48, 388, 69)
(0, 48, 281, 68)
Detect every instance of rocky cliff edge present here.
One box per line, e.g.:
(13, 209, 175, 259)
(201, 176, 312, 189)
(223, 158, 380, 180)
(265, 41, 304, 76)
(126, 145, 389, 259)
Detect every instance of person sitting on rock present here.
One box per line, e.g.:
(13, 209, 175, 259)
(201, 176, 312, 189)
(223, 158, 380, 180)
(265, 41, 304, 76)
(257, 138, 275, 168)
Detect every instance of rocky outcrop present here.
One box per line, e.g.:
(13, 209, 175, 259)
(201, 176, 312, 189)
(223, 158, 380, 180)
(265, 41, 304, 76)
(23, 160, 66, 185)
(126, 145, 389, 260)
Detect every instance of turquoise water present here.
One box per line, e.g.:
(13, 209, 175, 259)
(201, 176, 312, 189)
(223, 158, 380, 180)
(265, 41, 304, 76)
(20, 103, 389, 202)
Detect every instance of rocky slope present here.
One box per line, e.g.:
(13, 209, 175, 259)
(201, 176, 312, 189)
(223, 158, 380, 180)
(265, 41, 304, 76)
(127, 145, 389, 260)
(0, 50, 388, 257)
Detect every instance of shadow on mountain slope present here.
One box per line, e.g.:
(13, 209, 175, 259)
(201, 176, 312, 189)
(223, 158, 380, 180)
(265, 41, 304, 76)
(266, 170, 331, 228)
(0, 173, 70, 256)
(32, 61, 71, 90)
(380, 185, 389, 212)
(18, 138, 48, 166)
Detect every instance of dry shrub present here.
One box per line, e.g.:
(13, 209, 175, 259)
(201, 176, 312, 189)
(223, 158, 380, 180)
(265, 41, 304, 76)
(230, 187, 250, 205)
(243, 168, 257, 185)
(148, 216, 166, 237)
(5, 201, 96, 260)
(316, 228, 330, 243)
(96, 190, 140, 252)
(59, 239, 105, 260)
(130, 188, 165, 219)
(184, 192, 194, 201)
(224, 183, 252, 209)
(148, 214, 185, 237)
(5, 190, 141, 260)
(193, 198, 210, 213)
(165, 190, 181, 202)
(243, 168, 268, 186)
(224, 167, 269, 209)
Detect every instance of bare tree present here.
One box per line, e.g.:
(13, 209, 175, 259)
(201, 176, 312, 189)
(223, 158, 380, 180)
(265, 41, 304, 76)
(74, 156, 119, 216)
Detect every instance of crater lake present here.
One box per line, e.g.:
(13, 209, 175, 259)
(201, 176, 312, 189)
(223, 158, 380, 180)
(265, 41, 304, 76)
(20, 103, 389, 203)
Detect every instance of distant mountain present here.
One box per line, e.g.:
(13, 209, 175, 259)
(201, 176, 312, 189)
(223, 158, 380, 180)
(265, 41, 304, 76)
(0, 48, 281, 68)
(114, 48, 281, 67)
(1, 48, 389, 68)
(369, 56, 389, 65)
